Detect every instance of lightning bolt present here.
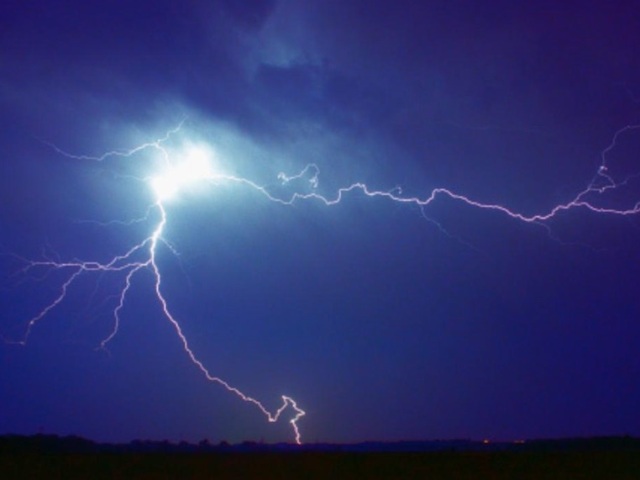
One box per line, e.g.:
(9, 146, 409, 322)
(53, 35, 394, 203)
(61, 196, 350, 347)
(3, 121, 639, 445)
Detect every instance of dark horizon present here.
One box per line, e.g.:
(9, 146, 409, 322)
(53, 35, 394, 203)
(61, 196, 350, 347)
(3, 434, 639, 479)
(3, 432, 640, 451)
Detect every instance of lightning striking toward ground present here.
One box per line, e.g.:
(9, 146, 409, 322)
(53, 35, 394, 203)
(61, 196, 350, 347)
(3, 121, 640, 444)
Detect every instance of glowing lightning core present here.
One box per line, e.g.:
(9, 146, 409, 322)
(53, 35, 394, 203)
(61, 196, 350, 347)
(151, 144, 218, 201)
(4, 122, 640, 444)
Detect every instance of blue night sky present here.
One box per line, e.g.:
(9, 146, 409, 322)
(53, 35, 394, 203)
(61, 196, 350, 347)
(1, 1, 639, 444)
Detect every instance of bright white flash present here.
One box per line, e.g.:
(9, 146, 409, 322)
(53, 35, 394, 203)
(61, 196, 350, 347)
(151, 145, 216, 201)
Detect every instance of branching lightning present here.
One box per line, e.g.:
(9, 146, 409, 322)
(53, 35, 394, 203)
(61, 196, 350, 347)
(3, 121, 640, 444)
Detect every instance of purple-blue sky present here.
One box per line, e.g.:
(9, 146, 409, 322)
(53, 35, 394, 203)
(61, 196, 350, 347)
(1, 1, 639, 444)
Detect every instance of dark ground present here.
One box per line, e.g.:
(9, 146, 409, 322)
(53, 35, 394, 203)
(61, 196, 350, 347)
(3, 450, 640, 479)
(1, 435, 639, 479)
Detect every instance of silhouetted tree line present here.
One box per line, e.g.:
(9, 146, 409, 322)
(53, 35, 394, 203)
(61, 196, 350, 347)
(1, 433, 640, 455)
(0, 434, 239, 454)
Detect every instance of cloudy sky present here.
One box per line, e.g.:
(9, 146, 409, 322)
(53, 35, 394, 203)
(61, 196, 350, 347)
(1, 1, 639, 444)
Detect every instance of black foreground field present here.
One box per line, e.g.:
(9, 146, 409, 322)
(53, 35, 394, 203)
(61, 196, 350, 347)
(1, 435, 639, 479)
